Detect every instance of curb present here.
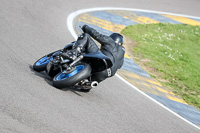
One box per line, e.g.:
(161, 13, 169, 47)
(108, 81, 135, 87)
(67, 8, 200, 129)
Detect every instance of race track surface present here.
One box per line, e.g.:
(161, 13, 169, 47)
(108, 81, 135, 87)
(0, 0, 200, 133)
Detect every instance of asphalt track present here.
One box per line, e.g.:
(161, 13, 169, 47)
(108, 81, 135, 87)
(0, 0, 200, 133)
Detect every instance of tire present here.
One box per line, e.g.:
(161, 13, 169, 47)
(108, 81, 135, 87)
(33, 50, 61, 72)
(53, 62, 91, 88)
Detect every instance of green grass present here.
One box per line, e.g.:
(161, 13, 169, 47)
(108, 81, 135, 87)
(121, 23, 200, 109)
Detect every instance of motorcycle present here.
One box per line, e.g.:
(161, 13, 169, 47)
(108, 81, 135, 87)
(33, 41, 112, 92)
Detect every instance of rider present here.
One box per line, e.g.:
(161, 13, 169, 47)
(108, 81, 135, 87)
(61, 25, 125, 83)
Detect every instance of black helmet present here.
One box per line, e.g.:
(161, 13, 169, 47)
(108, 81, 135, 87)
(110, 33, 123, 45)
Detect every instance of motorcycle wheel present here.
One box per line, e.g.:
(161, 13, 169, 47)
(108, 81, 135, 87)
(53, 62, 91, 89)
(33, 50, 61, 72)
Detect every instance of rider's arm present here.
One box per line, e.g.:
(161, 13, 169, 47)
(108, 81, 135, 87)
(83, 25, 115, 45)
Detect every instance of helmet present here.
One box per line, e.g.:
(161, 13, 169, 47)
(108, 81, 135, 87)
(110, 33, 123, 45)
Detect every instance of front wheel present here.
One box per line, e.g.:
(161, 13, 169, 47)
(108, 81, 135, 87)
(53, 62, 91, 88)
(33, 50, 61, 72)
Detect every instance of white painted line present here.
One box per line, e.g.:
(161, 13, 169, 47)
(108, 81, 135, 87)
(116, 74, 200, 130)
(67, 7, 200, 130)
(67, 7, 200, 39)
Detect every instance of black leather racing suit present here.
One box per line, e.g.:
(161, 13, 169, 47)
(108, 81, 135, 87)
(74, 25, 125, 82)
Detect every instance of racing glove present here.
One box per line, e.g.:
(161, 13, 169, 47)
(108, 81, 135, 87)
(81, 25, 88, 33)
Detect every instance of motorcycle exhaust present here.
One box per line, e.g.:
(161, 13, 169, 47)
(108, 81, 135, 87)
(82, 81, 98, 89)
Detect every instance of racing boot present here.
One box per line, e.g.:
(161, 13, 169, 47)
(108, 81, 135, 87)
(61, 33, 87, 60)
(60, 48, 79, 61)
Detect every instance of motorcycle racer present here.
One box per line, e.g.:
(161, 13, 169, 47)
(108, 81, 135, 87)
(61, 25, 125, 83)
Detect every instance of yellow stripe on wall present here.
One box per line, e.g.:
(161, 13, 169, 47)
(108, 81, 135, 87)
(162, 14, 200, 26)
(78, 13, 125, 33)
(107, 10, 160, 24)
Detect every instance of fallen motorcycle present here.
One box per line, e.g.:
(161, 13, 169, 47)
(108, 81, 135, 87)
(33, 42, 112, 92)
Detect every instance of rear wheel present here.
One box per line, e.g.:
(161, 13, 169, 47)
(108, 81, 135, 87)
(53, 62, 91, 88)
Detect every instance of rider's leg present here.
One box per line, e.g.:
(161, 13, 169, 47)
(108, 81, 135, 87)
(84, 33, 99, 53)
(73, 33, 99, 53)
(61, 33, 99, 60)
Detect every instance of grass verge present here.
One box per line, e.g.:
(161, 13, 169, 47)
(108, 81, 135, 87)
(121, 23, 200, 109)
